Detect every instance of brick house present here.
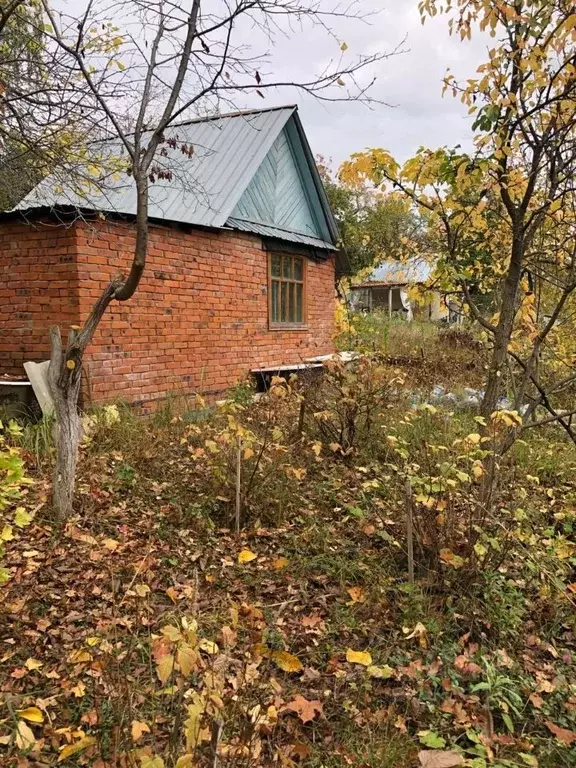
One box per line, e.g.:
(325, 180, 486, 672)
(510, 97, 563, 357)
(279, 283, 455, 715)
(0, 106, 348, 408)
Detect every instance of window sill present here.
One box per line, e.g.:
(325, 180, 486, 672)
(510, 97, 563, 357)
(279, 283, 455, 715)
(269, 323, 308, 331)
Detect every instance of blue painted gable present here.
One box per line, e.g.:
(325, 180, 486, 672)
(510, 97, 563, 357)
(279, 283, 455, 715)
(229, 117, 330, 243)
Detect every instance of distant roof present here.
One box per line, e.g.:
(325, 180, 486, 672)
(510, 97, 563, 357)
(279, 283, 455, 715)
(354, 257, 434, 287)
(14, 105, 339, 252)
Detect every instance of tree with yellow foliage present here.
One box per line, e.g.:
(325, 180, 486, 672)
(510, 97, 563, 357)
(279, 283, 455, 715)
(340, 0, 576, 446)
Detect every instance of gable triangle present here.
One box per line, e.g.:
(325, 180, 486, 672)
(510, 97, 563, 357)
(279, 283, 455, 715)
(230, 126, 322, 239)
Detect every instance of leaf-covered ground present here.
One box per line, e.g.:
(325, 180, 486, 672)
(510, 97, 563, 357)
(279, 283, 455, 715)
(1, 329, 575, 768)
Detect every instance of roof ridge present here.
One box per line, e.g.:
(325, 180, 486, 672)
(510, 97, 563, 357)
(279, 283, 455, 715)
(173, 104, 297, 128)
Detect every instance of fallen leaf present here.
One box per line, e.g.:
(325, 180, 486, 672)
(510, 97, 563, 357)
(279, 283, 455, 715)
(347, 586, 366, 603)
(58, 736, 97, 762)
(346, 648, 372, 666)
(131, 719, 150, 742)
(273, 557, 289, 569)
(545, 720, 576, 745)
(24, 658, 43, 671)
(134, 583, 151, 597)
(15, 721, 36, 750)
(103, 538, 119, 551)
(529, 693, 543, 709)
(270, 650, 303, 673)
(367, 664, 394, 679)
(71, 680, 86, 698)
(284, 695, 323, 723)
(238, 549, 257, 564)
(198, 638, 219, 655)
(17, 707, 44, 724)
(68, 649, 92, 664)
(418, 750, 464, 768)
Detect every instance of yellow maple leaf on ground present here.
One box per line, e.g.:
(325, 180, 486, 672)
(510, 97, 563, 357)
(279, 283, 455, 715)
(131, 719, 150, 742)
(346, 649, 373, 666)
(238, 549, 257, 563)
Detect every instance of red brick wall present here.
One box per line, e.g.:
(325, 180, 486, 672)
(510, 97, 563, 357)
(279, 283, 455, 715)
(76, 219, 335, 405)
(0, 216, 335, 404)
(0, 220, 80, 376)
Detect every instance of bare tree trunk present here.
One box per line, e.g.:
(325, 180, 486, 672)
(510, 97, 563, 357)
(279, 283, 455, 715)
(480, 233, 524, 419)
(49, 326, 82, 517)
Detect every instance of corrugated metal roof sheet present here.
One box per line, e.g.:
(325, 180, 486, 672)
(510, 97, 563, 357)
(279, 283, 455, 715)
(357, 257, 433, 286)
(15, 106, 300, 231)
(226, 217, 336, 250)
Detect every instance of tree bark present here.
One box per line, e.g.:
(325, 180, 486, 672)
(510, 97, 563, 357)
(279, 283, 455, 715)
(49, 326, 82, 518)
(480, 231, 524, 419)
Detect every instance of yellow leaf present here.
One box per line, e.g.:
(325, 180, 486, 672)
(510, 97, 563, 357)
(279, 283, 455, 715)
(17, 706, 44, 724)
(24, 657, 43, 670)
(68, 649, 92, 664)
(347, 586, 366, 603)
(238, 549, 257, 563)
(340, 41, 348, 51)
(272, 557, 289, 569)
(367, 664, 394, 679)
(71, 680, 86, 698)
(177, 644, 198, 676)
(472, 462, 484, 479)
(14, 507, 32, 528)
(175, 756, 195, 768)
(134, 583, 151, 597)
(1, 524, 14, 541)
(198, 638, 219, 655)
(58, 736, 96, 762)
(103, 538, 119, 551)
(270, 650, 303, 673)
(16, 720, 36, 750)
(346, 649, 373, 666)
(131, 719, 150, 742)
(243, 447, 254, 460)
(439, 549, 466, 569)
(156, 654, 175, 684)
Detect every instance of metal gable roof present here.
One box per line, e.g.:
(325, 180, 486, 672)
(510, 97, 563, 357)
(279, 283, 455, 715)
(14, 106, 337, 250)
(355, 257, 434, 287)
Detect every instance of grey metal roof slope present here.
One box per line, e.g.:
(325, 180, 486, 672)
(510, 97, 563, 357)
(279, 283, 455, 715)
(15, 106, 338, 251)
(355, 257, 433, 287)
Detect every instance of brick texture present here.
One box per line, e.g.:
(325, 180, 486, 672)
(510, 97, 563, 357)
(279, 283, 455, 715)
(0, 220, 80, 375)
(0, 217, 335, 406)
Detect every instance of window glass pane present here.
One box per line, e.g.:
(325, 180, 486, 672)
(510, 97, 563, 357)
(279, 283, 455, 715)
(293, 258, 303, 282)
(282, 256, 292, 279)
(295, 283, 303, 323)
(288, 283, 295, 322)
(271, 280, 279, 323)
(280, 282, 288, 322)
(271, 254, 281, 277)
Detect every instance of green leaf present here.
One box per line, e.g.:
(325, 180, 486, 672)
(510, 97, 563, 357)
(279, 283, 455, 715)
(418, 730, 447, 749)
(14, 507, 32, 528)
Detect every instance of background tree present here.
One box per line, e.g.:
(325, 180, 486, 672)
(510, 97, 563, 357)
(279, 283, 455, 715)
(340, 0, 576, 476)
(318, 156, 428, 275)
(4, 0, 396, 515)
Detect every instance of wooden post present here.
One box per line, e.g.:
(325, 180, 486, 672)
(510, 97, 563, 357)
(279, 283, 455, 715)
(388, 287, 393, 319)
(235, 437, 242, 535)
(405, 479, 415, 584)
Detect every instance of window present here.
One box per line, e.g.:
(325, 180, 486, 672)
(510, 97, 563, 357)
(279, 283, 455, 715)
(269, 253, 306, 327)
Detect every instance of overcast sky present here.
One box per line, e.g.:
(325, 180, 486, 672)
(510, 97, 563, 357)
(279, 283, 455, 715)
(239, 1, 490, 169)
(58, 0, 489, 169)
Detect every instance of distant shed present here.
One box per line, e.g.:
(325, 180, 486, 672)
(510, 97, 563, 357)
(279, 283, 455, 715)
(350, 257, 459, 323)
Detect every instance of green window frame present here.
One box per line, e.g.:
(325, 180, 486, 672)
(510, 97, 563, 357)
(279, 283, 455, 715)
(269, 253, 306, 327)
